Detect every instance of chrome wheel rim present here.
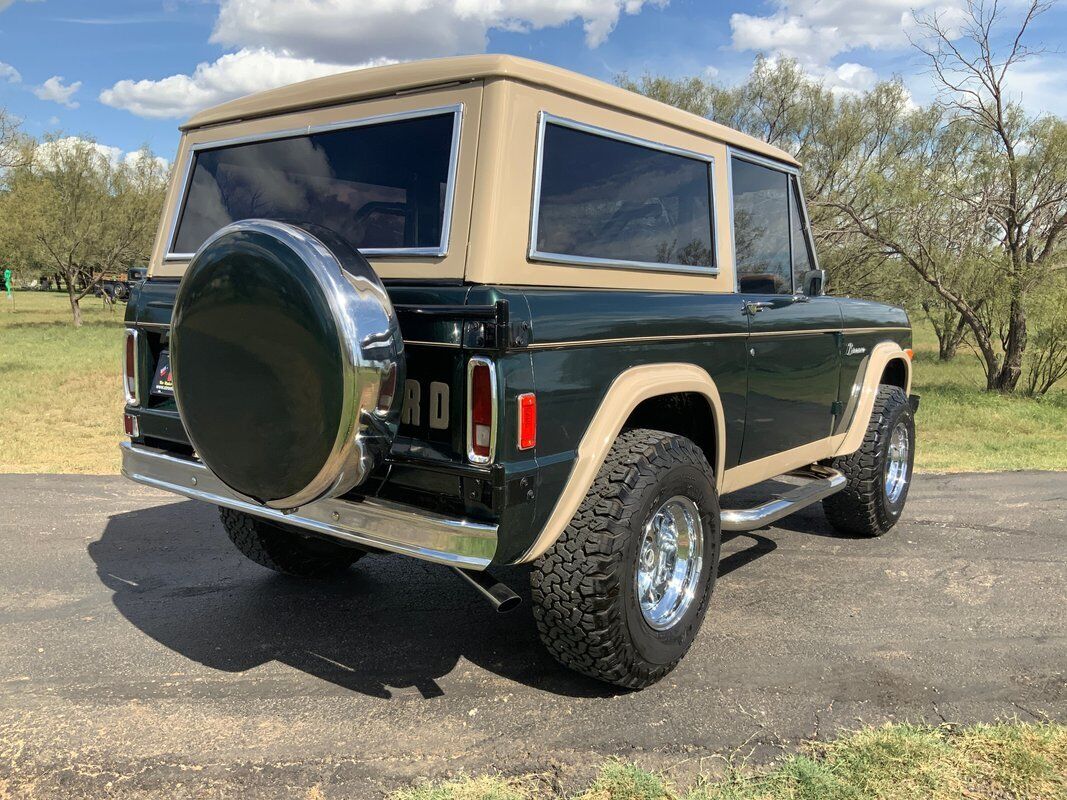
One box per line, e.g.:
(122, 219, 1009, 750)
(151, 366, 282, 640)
(884, 421, 910, 504)
(636, 495, 704, 630)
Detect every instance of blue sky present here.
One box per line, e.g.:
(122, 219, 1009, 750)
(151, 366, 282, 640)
(1, 0, 1064, 162)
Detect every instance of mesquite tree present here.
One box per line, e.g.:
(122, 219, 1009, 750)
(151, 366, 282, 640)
(907, 0, 1067, 390)
(0, 136, 167, 326)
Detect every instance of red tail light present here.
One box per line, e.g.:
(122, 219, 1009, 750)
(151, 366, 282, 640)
(467, 357, 496, 463)
(123, 329, 141, 407)
(517, 393, 536, 450)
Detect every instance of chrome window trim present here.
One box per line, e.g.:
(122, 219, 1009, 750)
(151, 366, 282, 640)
(164, 104, 464, 262)
(791, 173, 821, 272)
(123, 328, 142, 407)
(727, 146, 800, 175)
(528, 111, 719, 276)
(466, 355, 498, 464)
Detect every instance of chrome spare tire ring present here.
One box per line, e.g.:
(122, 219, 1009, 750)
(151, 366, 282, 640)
(171, 219, 404, 510)
(636, 495, 705, 630)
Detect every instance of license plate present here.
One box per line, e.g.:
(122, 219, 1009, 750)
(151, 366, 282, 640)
(151, 350, 174, 396)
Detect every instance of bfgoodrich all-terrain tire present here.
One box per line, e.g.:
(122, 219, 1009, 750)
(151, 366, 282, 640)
(823, 384, 915, 537)
(219, 507, 364, 577)
(530, 429, 721, 689)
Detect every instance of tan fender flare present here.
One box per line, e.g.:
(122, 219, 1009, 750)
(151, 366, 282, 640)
(519, 363, 725, 563)
(833, 341, 913, 458)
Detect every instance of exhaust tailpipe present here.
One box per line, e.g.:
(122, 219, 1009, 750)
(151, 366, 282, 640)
(450, 567, 521, 613)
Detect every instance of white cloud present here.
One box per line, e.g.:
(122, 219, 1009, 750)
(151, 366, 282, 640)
(1002, 56, 1067, 119)
(100, 48, 393, 119)
(814, 62, 879, 95)
(730, 0, 966, 62)
(212, 0, 666, 61)
(33, 76, 82, 108)
(0, 61, 20, 83)
(729, 0, 970, 108)
(34, 136, 169, 174)
(0, 0, 43, 11)
(104, 0, 667, 118)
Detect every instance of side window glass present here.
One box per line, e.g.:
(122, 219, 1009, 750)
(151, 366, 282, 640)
(789, 177, 815, 292)
(534, 121, 715, 270)
(731, 157, 791, 294)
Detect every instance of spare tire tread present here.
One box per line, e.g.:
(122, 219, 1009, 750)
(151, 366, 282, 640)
(219, 507, 362, 577)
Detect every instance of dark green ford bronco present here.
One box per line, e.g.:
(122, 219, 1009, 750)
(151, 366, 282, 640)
(121, 55, 916, 688)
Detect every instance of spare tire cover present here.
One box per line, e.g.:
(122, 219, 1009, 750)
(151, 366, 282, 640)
(171, 220, 404, 508)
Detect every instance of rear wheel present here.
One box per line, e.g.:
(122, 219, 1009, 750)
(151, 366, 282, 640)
(823, 384, 915, 537)
(219, 507, 364, 577)
(530, 429, 721, 689)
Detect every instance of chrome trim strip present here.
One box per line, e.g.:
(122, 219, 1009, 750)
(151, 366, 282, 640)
(727, 145, 800, 175)
(721, 466, 845, 532)
(528, 111, 719, 276)
(164, 104, 464, 261)
(123, 328, 142, 407)
(466, 355, 498, 464)
(130, 321, 907, 349)
(530, 249, 721, 276)
(120, 442, 497, 569)
(793, 174, 821, 273)
(528, 331, 747, 349)
(526, 327, 910, 350)
(402, 339, 462, 348)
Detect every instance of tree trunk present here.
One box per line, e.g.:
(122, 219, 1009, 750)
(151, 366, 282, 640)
(66, 283, 82, 327)
(990, 296, 1027, 392)
(941, 312, 970, 361)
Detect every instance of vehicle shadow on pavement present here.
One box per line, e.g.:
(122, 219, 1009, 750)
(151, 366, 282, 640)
(89, 500, 625, 701)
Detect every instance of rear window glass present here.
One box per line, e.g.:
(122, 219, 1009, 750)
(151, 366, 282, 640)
(171, 110, 458, 256)
(533, 121, 714, 269)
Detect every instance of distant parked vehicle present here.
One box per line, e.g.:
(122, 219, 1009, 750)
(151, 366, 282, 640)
(95, 279, 131, 303)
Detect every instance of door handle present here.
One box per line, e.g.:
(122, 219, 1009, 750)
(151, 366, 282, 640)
(790, 293, 811, 303)
(744, 300, 776, 316)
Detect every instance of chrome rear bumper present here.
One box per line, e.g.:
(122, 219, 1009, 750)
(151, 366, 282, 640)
(120, 442, 498, 569)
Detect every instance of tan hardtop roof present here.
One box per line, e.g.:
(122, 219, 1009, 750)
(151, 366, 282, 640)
(181, 54, 798, 166)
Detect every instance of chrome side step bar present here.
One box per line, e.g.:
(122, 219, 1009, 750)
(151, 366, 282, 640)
(721, 466, 846, 532)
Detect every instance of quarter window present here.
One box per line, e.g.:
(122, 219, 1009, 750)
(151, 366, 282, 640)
(731, 156, 791, 294)
(533, 119, 715, 270)
(171, 109, 459, 257)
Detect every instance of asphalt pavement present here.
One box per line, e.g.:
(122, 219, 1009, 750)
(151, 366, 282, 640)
(1, 471, 1064, 798)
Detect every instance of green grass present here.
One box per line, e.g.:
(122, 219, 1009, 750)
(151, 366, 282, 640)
(0, 291, 1063, 474)
(390, 723, 1067, 800)
(0, 290, 125, 473)
(909, 324, 1067, 472)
